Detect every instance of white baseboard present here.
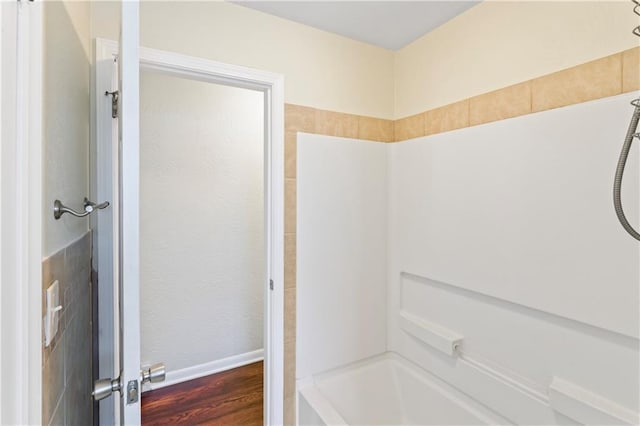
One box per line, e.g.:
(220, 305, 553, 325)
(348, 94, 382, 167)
(142, 349, 264, 392)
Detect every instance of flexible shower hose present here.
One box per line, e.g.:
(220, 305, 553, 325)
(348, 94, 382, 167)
(613, 99, 640, 241)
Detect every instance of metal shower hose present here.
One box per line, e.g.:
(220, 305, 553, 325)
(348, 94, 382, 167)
(613, 99, 640, 241)
(613, 0, 640, 241)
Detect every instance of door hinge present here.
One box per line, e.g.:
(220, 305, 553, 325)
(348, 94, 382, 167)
(105, 90, 119, 119)
(270, 279, 274, 290)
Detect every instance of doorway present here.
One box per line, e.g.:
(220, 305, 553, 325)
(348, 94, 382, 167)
(93, 40, 284, 425)
(139, 69, 265, 423)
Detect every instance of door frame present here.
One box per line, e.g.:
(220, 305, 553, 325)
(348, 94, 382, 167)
(93, 38, 285, 425)
(0, 1, 43, 424)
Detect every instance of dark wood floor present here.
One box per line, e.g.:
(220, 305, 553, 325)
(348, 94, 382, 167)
(142, 361, 263, 425)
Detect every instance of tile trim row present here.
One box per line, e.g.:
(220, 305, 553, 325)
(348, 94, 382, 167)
(286, 46, 639, 145)
(395, 47, 639, 142)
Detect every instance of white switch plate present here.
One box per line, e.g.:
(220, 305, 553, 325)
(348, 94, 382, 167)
(44, 280, 62, 347)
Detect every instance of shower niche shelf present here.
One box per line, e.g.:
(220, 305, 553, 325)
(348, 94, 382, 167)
(399, 310, 464, 357)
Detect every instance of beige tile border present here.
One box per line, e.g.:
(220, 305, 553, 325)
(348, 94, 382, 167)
(281, 46, 640, 424)
(285, 104, 395, 143)
(623, 47, 640, 93)
(282, 104, 391, 424)
(470, 81, 531, 126)
(532, 53, 621, 113)
(282, 105, 392, 424)
(359, 116, 394, 142)
(394, 113, 424, 141)
(395, 46, 640, 141)
(425, 99, 469, 136)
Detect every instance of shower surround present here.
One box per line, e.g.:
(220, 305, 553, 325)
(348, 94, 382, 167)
(295, 92, 639, 425)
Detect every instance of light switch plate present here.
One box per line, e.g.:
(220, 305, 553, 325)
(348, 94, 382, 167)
(44, 280, 62, 347)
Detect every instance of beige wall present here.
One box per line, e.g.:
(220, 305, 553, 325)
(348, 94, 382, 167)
(394, 0, 640, 119)
(90, 1, 395, 119)
(90, 1, 640, 120)
(43, 1, 91, 256)
(139, 71, 265, 375)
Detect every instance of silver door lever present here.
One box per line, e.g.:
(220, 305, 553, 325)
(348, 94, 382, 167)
(54, 197, 110, 220)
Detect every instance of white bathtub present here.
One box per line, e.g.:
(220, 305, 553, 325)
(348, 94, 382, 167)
(297, 353, 506, 426)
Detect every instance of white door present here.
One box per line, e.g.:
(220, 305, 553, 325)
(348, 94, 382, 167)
(118, 1, 142, 424)
(93, 24, 284, 424)
(93, 3, 148, 425)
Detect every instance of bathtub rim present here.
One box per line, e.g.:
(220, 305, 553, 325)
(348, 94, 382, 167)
(296, 351, 509, 426)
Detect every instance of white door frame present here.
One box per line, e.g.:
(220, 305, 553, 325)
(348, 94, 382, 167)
(0, 1, 43, 425)
(93, 38, 285, 425)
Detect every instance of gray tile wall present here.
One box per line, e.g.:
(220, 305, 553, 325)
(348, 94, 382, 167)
(42, 232, 93, 426)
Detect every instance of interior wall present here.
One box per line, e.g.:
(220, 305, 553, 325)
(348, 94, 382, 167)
(90, 1, 639, 121)
(394, 1, 640, 118)
(90, 1, 395, 119)
(43, 0, 91, 257)
(139, 71, 265, 378)
(42, 234, 93, 426)
(296, 134, 388, 379)
(41, 2, 93, 425)
(387, 93, 639, 424)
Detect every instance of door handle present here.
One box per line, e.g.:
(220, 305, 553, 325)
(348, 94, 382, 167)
(92, 362, 165, 403)
(141, 363, 166, 384)
(54, 197, 110, 219)
(93, 378, 121, 402)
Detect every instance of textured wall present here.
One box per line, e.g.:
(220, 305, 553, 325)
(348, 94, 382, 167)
(393, 47, 640, 141)
(90, 1, 639, 121)
(394, 1, 640, 118)
(43, 1, 91, 256)
(90, 1, 395, 119)
(139, 71, 265, 374)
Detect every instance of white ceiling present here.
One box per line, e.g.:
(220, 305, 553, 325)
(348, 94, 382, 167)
(233, 1, 480, 51)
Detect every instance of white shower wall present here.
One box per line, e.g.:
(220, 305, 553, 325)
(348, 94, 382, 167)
(388, 93, 639, 339)
(297, 93, 640, 424)
(297, 134, 388, 378)
(386, 93, 639, 424)
(139, 72, 265, 380)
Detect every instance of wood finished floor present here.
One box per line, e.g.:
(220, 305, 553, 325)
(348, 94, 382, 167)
(141, 361, 263, 425)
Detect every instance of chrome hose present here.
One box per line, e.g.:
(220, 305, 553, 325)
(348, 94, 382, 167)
(613, 0, 640, 241)
(613, 99, 640, 241)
